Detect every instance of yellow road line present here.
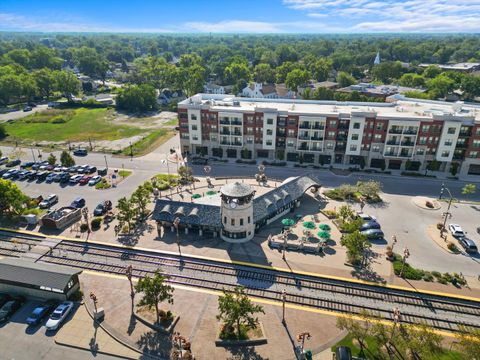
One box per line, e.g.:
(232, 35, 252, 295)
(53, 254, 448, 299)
(3, 227, 480, 302)
(84, 269, 456, 338)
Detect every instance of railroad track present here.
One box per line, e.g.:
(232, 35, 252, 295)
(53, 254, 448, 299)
(0, 230, 45, 257)
(36, 240, 480, 333)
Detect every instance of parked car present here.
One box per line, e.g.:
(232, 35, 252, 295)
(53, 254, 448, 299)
(59, 173, 71, 184)
(360, 221, 381, 231)
(46, 164, 55, 171)
(0, 296, 24, 323)
(37, 171, 49, 181)
(79, 175, 92, 185)
(86, 166, 97, 174)
(45, 172, 57, 183)
(39, 194, 58, 209)
(93, 200, 112, 216)
(23, 106, 32, 112)
(69, 174, 83, 184)
(358, 213, 377, 222)
(71, 197, 86, 208)
(6, 159, 21, 167)
(20, 161, 35, 169)
(68, 165, 80, 173)
(54, 165, 63, 172)
(458, 237, 478, 253)
(32, 161, 48, 170)
(2, 169, 17, 179)
(26, 300, 58, 326)
(27, 171, 38, 180)
(77, 165, 90, 174)
(361, 229, 385, 240)
(0, 156, 9, 165)
(16, 170, 30, 180)
(53, 172, 63, 182)
(73, 148, 88, 156)
(88, 175, 102, 186)
(449, 224, 466, 238)
(45, 301, 74, 331)
(0, 294, 11, 307)
(97, 167, 107, 176)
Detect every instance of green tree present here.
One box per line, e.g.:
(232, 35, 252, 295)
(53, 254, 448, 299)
(116, 84, 158, 113)
(356, 180, 382, 200)
(398, 73, 425, 88)
(217, 286, 265, 339)
(2, 49, 31, 68)
(426, 74, 455, 99)
(403, 323, 443, 359)
(135, 269, 174, 323)
(285, 69, 310, 93)
(178, 165, 193, 184)
(275, 44, 298, 65)
(340, 230, 371, 265)
(116, 197, 136, 232)
(462, 183, 477, 196)
(313, 87, 334, 100)
(33, 68, 56, 98)
(47, 153, 57, 166)
(60, 150, 75, 167)
(336, 71, 356, 87)
(309, 58, 332, 82)
(0, 124, 6, 139)
(460, 75, 480, 99)
(131, 184, 151, 219)
(253, 63, 275, 83)
(423, 65, 442, 78)
(371, 61, 403, 83)
(336, 312, 371, 354)
(0, 65, 24, 106)
(338, 204, 355, 222)
(455, 326, 480, 360)
(53, 70, 80, 102)
(0, 179, 29, 216)
(181, 64, 207, 97)
(225, 62, 250, 85)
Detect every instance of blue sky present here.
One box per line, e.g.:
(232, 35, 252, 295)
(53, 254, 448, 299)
(1, 0, 479, 33)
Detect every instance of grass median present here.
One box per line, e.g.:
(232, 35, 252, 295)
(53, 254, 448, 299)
(120, 129, 174, 157)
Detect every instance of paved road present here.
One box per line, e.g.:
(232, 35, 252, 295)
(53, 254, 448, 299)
(0, 105, 49, 123)
(0, 298, 121, 360)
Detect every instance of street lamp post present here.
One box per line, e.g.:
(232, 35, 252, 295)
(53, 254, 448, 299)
(400, 247, 410, 278)
(172, 332, 187, 358)
(125, 265, 134, 299)
(89, 291, 98, 314)
(173, 217, 181, 255)
(391, 235, 397, 252)
(297, 332, 312, 356)
(282, 289, 287, 324)
(391, 307, 401, 340)
(104, 155, 109, 170)
(441, 185, 454, 239)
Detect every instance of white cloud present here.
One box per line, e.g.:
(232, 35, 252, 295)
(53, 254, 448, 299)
(284, 0, 480, 32)
(184, 20, 281, 33)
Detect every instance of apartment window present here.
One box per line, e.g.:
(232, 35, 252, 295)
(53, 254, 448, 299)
(469, 151, 478, 158)
(374, 134, 382, 141)
(210, 135, 217, 142)
(441, 151, 450, 157)
(472, 140, 480, 148)
(444, 139, 453, 146)
(447, 127, 456, 134)
(416, 148, 425, 155)
(376, 123, 383, 130)
(421, 125, 430, 132)
(287, 140, 295, 147)
(191, 125, 198, 131)
(363, 144, 371, 150)
(326, 143, 334, 149)
(288, 129, 295, 137)
(246, 137, 253, 144)
(367, 133, 372, 139)
(372, 145, 380, 152)
(350, 145, 357, 151)
(247, 127, 253, 134)
(351, 134, 359, 141)
(419, 137, 427, 145)
(192, 135, 198, 141)
(224, 217, 227, 224)
(248, 216, 251, 224)
(328, 131, 335, 138)
(353, 122, 361, 129)
(266, 129, 273, 136)
(211, 125, 217, 131)
(329, 120, 337, 127)
(190, 114, 197, 121)
(231, 219, 235, 226)
(288, 119, 296, 125)
(267, 118, 274, 125)
(476, 128, 480, 136)
(266, 140, 273, 146)
(240, 219, 244, 226)
(180, 133, 189, 140)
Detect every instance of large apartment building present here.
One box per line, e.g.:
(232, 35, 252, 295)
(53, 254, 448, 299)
(178, 94, 480, 177)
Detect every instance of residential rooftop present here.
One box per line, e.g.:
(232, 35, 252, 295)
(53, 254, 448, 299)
(179, 94, 480, 122)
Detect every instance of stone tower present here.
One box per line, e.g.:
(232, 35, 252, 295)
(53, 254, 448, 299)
(219, 182, 255, 243)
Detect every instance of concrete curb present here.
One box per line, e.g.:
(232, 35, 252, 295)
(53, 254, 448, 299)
(54, 337, 138, 360)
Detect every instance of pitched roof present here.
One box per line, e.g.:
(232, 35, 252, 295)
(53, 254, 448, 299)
(152, 201, 222, 228)
(253, 174, 321, 222)
(260, 84, 276, 95)
(0, 258, 81, 292)
(220, 182, 255, 197)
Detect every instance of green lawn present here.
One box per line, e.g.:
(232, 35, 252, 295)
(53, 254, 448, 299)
(4, 108, 146, 142)
(121, 129, 174, 157)
(332, 334, 465, 360)
(163, 118, 178, 126)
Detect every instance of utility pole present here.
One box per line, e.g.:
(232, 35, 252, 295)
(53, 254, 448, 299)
(174, 217, 181, 255)
(31, 147, 36, 162)
(281, 289, 287, 324)
(440, 185, 454, 239)
(400, 247, 410, 278)
(104, 155, 109, 170)
(391, 235, 397, 252)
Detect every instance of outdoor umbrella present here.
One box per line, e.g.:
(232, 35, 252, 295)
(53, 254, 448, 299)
(317, 231, 330, 239)
(206, 190, 217, 196)
(302, 221, 316, 229)
(281, 218, 295, 227)
(319, 224, 331, 231)
(191, 194, 201, 199)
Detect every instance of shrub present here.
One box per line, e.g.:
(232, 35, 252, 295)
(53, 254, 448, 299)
(340, 218, 363, 233)
(436, 223, 444, 230)
(322, 209, 338, 219)
(425, 201, 434, 208)
(80, 223, 89, 232)
(447, 242, 458, 252)
(431, 271, 442, 278)
(392, 254, 424, 280)
(423, 272, 434, 282)
(91, 217, 102, 230)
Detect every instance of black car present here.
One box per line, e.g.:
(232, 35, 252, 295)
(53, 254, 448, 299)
(23, 106, 32, 112)
(360, 221, 381, 231)
(73, 149, 88, 156)
(20, 161, 35, 169)
(0, 296, 24, 323)
(5, 159, 21, 167)
(36, 171, 49, 181)
(27, 171, 38, 180)
(59, 173, 71, 183)
(71, 197, 86, 208)
(458, 237, 478, 253)
(0, 294, 11, 308)
(86, 166, 97, 174)
(0, 169, 8, 176)
(191, 157, 208, 165)
(361, 229, 385, 240)
(93, 200, 112, 216)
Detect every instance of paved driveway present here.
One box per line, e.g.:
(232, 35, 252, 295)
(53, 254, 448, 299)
(0, 298, 119, 360)
(0, 105, 49, 123)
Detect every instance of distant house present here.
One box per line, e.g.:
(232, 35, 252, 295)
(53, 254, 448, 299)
(242, 83, 278, 98)
(337, 83, 425, 100)
(274, 84, 294, 99)
(419, 62, 480, 73)
(204, 83, 226, 95)
(298, 80, 339, 95)
(158, 88, 185, 105)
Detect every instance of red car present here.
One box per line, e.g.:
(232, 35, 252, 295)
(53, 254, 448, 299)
(79, 175, 92, 185)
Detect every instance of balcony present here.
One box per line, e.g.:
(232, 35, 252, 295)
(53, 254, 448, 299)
(312, 125, 325, 130)
(455, 143, 468, 149)
(336, 135, 347, 141)
(220, 141, 230, 145)
(399, 151, 412, 158)
(231, 121, 242, 126)
(232, 131, 242, 136)
(219, 120, 230, 125)
(335, 145, 346, 151)
(278, 121, 286, 127)
(219, 130, 230, 135)
(401, 141, 414, 147)
(311, 137, 324, 141)
(403, 129, 418, 135)
(232, 142, 243, 147)
(299, 144, 308, 151)
(389, 128, 403, 134)
(459, 131, 471, 137)
(299, 123, 310, 129)
(386, 140, 400, 145)
(384, 151, 397, 156)
(338, 124, 349, 130)
(298, 135, 309, 140)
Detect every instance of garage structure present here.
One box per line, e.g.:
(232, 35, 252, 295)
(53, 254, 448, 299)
(0, 258, 82, 300)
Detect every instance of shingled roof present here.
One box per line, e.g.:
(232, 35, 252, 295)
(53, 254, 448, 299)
(253, 174, 322, 222)
(0, 258, 81, 292)
(152, 201, 222, 228)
